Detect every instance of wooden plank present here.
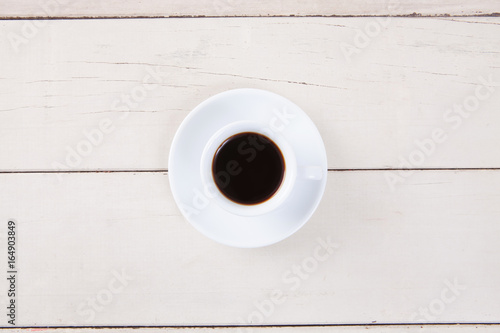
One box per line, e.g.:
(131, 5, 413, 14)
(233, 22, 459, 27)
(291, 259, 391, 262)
(1, 170, 499, 326)
(0, 0, 499, 18)
(1, 17, 500, 171)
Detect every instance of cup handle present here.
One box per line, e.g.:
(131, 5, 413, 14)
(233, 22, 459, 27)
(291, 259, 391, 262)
(299, 165, 324, 181)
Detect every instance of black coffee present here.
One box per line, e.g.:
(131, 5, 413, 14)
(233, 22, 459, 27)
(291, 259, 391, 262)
(212, 132, 285, 205)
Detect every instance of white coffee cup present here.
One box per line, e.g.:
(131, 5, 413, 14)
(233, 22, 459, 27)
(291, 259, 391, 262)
(169, 88, 327, 248)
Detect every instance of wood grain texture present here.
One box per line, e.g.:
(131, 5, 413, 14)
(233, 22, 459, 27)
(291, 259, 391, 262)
(1, 17, 499, 171)
(0, 0, 499, 18)
(1, 12, 499, 329)
(1, 170, 499, 326)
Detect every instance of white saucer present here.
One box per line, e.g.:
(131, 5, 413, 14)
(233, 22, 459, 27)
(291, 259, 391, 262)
(169, 88, 327, 248)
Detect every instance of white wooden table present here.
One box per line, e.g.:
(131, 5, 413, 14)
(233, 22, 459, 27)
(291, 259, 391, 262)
(1, 1, 500, 332)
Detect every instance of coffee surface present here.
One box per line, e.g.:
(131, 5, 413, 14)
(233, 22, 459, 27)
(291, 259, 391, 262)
(212, 132, 285, 205)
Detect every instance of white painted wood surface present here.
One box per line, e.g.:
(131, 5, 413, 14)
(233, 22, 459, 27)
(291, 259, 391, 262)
(1, 17, 500, 171)
(0, 0, 499, 18)
(1, 171, 499, 326)
(1, 2, 500, 330)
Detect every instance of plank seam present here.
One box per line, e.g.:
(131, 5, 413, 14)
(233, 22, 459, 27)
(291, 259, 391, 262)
(1, 168, 500, 174)
(2, 323, 500, 329)
(0, 13, 499, 20)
